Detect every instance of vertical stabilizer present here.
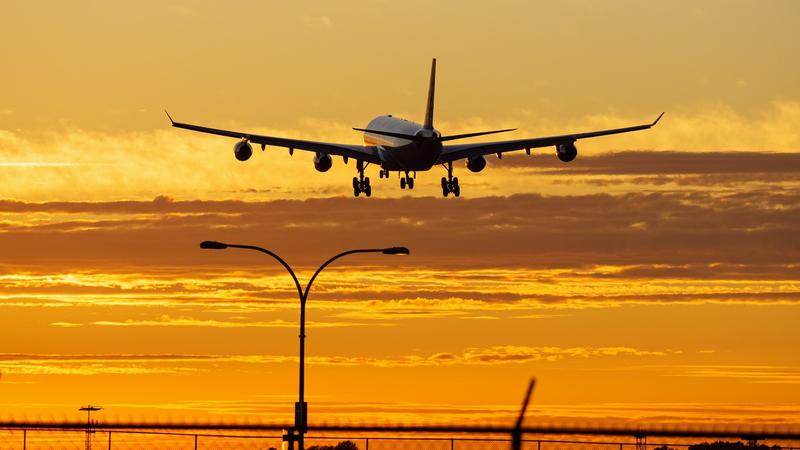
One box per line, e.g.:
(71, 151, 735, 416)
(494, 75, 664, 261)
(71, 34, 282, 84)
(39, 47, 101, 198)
(424, 58, 436, 130)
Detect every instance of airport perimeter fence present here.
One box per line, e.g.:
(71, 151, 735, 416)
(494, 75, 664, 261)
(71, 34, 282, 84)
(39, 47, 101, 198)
(2, 428, 800, 450)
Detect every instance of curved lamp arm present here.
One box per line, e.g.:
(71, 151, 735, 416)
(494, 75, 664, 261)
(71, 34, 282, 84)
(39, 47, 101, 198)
(201, 241, 304, 301)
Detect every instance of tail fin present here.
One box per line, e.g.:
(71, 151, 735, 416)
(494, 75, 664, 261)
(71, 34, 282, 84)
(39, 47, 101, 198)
(423, 58, 436, 130)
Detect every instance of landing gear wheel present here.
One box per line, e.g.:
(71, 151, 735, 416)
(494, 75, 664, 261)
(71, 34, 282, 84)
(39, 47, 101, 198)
(365, 184, 372, 197)
(354, 186, 361, 197)
(441, 161, 461, 197)
(353, 177, 359, 189)
(400, 177, 406, 189)
(408, 178, 414, 189)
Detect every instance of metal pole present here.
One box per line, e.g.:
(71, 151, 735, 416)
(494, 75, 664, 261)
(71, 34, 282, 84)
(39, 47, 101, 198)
(450, 438, 455, 450)
(298, 293, 306, 450)
(538, 440, 541, 450)
(23, 429, 26, 450)
(194, 434, 197, 450)
(108, 431, 111, 450)
(365, 438, 369, 450)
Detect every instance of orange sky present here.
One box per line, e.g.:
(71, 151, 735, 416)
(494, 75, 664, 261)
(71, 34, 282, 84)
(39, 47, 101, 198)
(1, 0, 799, 431)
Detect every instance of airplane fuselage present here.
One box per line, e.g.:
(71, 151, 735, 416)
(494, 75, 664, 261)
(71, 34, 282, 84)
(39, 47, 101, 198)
(363, 115, 442, 171)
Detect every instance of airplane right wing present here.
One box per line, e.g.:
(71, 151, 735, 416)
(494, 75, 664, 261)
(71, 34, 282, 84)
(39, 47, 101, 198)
(437, 113, 663, 164)
(167, 112, 383, 164)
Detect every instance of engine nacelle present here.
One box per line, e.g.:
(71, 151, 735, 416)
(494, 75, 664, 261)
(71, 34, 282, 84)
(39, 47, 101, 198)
(314, 152, 332, 172)
(466, 155, 487, 172)
(556, 142, 578, 162)
(234, 140, 253, 162)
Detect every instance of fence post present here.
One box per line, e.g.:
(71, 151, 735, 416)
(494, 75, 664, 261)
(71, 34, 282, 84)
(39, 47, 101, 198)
(538, 440, 541, 450)
(108, 431, 111, 449)
(23, 429, 26, 450)
(451, 438, 455, 450)
(194, 434, 198, 450)
(365, 437, 369, 450)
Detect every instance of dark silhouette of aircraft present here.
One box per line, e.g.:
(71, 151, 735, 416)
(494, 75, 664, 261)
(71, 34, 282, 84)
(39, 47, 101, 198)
(167, 59, 662, 197)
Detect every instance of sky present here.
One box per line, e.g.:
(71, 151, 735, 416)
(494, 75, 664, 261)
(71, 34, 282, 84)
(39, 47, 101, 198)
(1, 0, 799, 435)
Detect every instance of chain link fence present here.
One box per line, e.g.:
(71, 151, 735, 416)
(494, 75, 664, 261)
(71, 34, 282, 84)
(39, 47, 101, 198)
(3, 429, 798, 450)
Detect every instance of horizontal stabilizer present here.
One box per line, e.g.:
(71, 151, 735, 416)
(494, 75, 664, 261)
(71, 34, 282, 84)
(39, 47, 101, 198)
(439, 128, 517, 142)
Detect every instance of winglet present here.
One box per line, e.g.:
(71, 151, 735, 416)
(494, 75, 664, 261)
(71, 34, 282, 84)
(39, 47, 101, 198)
(652, 112, 664, 127)
(164, 109, 175, 125)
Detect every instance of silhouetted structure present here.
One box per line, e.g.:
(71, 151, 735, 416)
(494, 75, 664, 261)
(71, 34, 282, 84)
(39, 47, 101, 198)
(307, 440, 359, 450)
(78, 405, 102, 450)
(200, 241, 409, 450)
(690, 442, 781, 450)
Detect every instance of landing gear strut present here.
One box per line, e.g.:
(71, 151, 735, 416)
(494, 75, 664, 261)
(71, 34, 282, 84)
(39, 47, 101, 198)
(399, 171, 415, 190)
(441, 162, 460, 197)
(353, 161, 371, 197)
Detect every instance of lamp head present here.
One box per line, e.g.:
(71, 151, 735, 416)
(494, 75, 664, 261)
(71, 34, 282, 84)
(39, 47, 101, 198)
(200, 240, 228, 250)
(382, 246, 410, 255)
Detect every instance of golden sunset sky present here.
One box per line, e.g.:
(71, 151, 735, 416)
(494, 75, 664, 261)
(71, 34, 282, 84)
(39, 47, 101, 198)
(1, 0, 799, 431)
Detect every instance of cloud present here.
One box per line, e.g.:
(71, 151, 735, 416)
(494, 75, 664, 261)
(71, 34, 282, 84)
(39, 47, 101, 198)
(50, 321, 83, 327)
(0, 188, 797, 271)
(3, 101, 800, 201)
(85, 314, 386, 329)
(0, 345, 672, 377)
(661, 365, 800, 384)
(501, 151, 800, 175)
(0, 181, 797, 320)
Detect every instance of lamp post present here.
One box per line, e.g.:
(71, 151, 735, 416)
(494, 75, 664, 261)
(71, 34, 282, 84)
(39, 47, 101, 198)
(200, 241, 409, 450)
(78, 405, 102, 450)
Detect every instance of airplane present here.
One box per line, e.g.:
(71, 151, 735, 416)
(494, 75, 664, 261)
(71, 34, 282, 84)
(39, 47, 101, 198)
(167, 59, 662, 198)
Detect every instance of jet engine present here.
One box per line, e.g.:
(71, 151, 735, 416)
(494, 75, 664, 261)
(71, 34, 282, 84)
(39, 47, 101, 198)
(234, 140, 253, 161)
(314, 152, 333, 172)
(466, 154, 487, 172)
(556, 142, 577, 162)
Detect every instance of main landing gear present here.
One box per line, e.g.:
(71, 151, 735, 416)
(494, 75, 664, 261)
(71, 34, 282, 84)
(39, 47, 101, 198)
(353, 161, 371, 197)
(399, 171, 415, 190)
(441, 162, 460, 197)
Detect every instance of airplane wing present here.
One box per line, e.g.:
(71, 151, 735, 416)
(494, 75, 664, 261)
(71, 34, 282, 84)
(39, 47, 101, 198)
(167, 112, 383, 164)
(437, 113, 663, 164)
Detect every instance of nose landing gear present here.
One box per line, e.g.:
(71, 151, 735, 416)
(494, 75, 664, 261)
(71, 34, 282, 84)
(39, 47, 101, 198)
(441, 162, 460, 197)
(399, 171, 415, 190)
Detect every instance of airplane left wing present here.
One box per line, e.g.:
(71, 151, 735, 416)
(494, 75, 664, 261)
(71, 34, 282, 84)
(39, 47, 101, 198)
(167, 112, 382, 164)
(437, 113, 663, 164)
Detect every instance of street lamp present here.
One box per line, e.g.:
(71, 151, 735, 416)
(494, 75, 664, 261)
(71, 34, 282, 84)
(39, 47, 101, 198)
(200, 240, 409, 450)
